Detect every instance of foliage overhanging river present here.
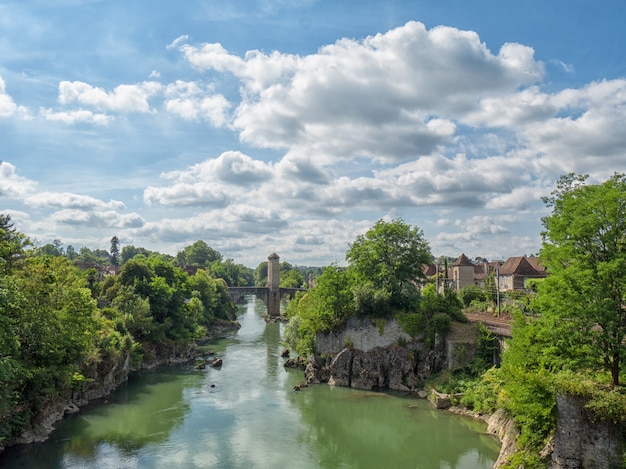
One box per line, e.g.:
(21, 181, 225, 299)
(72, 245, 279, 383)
(1, 297, 500, 469)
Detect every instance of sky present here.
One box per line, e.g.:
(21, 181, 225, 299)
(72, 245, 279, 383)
(1, 0, 625, 268)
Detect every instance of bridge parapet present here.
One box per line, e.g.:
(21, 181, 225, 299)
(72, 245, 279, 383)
(227, 286, 306, 316)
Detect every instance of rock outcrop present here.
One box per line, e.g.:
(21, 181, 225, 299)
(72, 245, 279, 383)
(552, 393, 624, 469)
(309, 318, 449, 391)
(2, 320, 241, 453)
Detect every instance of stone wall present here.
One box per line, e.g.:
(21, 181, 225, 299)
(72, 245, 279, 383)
(315, 317, 413, 354)
(552, 393, 624, 469)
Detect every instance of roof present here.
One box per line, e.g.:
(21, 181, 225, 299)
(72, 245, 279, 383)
(498, 256, 546, 277)
(267, 252, 280, 260)
(526, 256, 546, 273)
(452, 253, 474, 267)
(422, 264, 437, 277)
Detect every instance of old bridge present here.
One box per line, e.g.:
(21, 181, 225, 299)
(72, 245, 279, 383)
(227, 252, 305, 316)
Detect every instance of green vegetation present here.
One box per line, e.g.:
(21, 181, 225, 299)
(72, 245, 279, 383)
(460, 173, 626, 467)
(254, 260, 311, 288)
(0, 219, 239, 446)
(3, 172, 625, 465)
(284, 219, 464, 356)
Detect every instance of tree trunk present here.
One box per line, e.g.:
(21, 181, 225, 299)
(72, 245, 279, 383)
(611, 353, 620, 387)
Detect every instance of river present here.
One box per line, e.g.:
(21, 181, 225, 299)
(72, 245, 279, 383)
(1, 296, 500, 468)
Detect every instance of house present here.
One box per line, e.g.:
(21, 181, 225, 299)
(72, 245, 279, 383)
(425, 254, 546, 293)
(497, 256, 546, 291)
(450, 253, 475, 291)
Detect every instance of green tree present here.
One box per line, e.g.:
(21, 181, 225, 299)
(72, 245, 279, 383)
(208, 258, 253, 286)
(254, 261, 268, 286)
(177, 240, 222, 267)
(0, 214, 30, 274)
(65, 244, 77, 260)
(120, 245, 152, 264)
(38, 239, 64, 257)
(110, 236, 120, 267)
(346, 218, 431, 312)
(284, 265, 355, 355)
(280, 268, 305, 288)
(538, 173, 626, 386)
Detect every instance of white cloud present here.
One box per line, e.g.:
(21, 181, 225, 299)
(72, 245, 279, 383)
(0, 161, 38, 198)
(179, 21, 544, 163)
(40, 107, 113, 125)
(0, 75, 30, 119)
(144, 182, 232, 207)
(25, 192, 126, 210)
(51, 209, 145, 228)
(144, 151, 274, 207)
(167, 35, 190, 50)
(58, 80, 162, 113)
(164, 80, 231, 125)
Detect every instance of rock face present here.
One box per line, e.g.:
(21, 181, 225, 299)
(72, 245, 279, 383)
(311, 318, 449, 391)
(485, 409, 518, 468)
(3, 321, 242, 453)
(11, 349, 132, 447)
(552, 393, 624, 469)
(316, 317, 413, 354)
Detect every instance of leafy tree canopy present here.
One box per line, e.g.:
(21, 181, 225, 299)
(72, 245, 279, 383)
(346, 218, 431, 312)
(177, 240, 222, 267)
(537, 172, 626, 386)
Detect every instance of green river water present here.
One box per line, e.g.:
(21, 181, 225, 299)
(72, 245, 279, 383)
(1, 297, 500, 469)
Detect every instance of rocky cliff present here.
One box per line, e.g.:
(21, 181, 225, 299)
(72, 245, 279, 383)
(309, 317, 476, 391)
(552, 393, 624, 469)
(2, 320, 240, 453)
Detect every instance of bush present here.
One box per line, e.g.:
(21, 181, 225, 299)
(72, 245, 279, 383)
(460, 367, 504, 413)
(432, 313, 451, 336)
(459, 285, 486, 307)
(397, 312, 423, 339)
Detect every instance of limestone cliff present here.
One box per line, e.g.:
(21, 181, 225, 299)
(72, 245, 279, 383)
(552, 393, 624, 469)
(311, 317, 475, 391)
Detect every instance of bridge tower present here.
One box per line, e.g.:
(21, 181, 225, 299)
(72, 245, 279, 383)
(267, 252, 281, 316)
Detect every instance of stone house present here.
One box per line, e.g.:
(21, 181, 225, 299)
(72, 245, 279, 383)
(497, 256, 546, 291)
(426, 254, 546, 293)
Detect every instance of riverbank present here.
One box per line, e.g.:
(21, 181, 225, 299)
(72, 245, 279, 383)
(0, 319, 240, 455)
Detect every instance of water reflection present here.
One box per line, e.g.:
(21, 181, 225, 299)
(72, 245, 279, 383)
(0, 296, 499, 469)
(288, 384, 500, 469)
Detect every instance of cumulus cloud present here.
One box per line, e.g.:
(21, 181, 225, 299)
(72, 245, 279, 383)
(178, 21, 543, 162)
(164, 80, 230, 125)
(52, 209, 145, 228)
(0, 75, 30, 119)
(144, 183, 232, 207)
(143, 151, 275, 207)
(58, 80, 161, 112)
(136, 205, 288, 243)
(0, 161, 38, 198)
(40, 108, 114, 125)
(24, 192, 126, 210)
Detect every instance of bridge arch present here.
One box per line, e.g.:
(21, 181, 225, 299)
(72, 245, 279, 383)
(227, 253, 305, 316)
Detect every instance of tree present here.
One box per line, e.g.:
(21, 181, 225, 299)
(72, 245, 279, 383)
(538, 173, 626, 386)
(254, 261, 268, 286)
(346, 218, 431, 312)
(65, 245, 77, 260)
(0, 214, 30, 274)
(120, 245, 152, 264)
(110, 236, 120, 267)
(38, 239, 64, 257)
(177, 240, 222, 267)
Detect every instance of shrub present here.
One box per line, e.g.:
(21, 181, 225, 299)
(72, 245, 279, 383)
(459, 285, 486, 307)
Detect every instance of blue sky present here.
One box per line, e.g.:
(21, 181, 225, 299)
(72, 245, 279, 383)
(1, 0, 625, 267)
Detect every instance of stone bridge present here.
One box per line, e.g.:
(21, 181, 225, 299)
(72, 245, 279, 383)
(227, 252, 305, 316)
(227, 286, 304, 316)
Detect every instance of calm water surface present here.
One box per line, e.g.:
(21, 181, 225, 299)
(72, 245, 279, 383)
(1, 297, 500, 468)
